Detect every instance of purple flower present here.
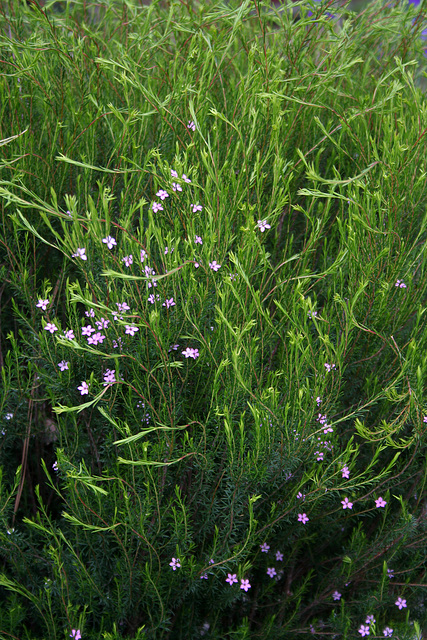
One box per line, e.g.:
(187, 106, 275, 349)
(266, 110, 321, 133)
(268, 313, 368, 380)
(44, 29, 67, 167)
(342, 466, 350, 479)
(191, 203, 202, 213)
(358, 625, 370, 637)
(116, 302, 130, 313)
(209, 261, 221, 271)
(64, 329, 75, 339)
(85, 308, 95, 318)
(72, 247, 87, 260)
(187, 121, 196, 131)
(44, 322, 58, 333)
(240, 579, 251, 592)
(52, 461, 58, 471)
(103, 369, 116, 385)
(195, 235, 203, 244)
(87, 332, 105, 345)
(162, 298, 176, 309)
(82, 325, 95, 336)
(395, 597, 406, 609)
(260, 542, 270, 553)
(70, 631, 81, 640)
(171, 169, 178, 178)
(58, 361, 69, 371)
(140, 249, 147, 262)
(341, 497, 353, 509)
(332, 591, 341, 601)
(226, 573, 238, 585)
(125, 325, 139, 336)
(267, 567, 276, 578)
(95, 318, 110, 330)
(395, 279, 406, 288)
(324, 363, 336, 372)
(36, 298, 49, 310)
(375, 497, 387, 508)
(298, 513, 309, 524)
(423, 416, 427, 423)
(78, 381, 89, 395)
(365, 615, 375, 625)
(296, 491, 304, 500)
(182, 174, 191, 183)
(257, 219, 271, 232)
(383, 628, 393, 637)
(156, 189, 169, 200)
(182, 347, 199, 359)
(169, 557, 181, 570)
(102, 235, 117, 249)
(122, 255, 133, 267)
(387, 568, 394, 578)
(172, 182, 182, 192)
(200, 573, 208, 579)
(152, 202, 163, 213)
(276, 551, 283, 561)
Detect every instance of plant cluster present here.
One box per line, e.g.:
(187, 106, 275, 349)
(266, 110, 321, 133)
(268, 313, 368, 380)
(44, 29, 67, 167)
(0, 0, 427, 638)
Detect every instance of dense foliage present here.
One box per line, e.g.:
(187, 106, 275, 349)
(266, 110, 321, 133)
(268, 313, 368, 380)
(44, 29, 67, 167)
(1, 0, 427, 638)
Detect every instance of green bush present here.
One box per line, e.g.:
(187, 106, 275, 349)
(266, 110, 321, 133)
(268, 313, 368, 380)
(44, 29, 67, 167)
(0, 0, 427, 638)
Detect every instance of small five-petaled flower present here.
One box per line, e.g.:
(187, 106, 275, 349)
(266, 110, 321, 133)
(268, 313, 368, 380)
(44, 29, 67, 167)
(395, 597, 406, 609)
(257, 220, 271, 232)
(36, 298, 49, 310)
(169, 558, 181, 570)
(298, 513, 309, 524)
(341, 497, 353, 509)
(102, 236, 116, 249)
(226, 573, 238, 585)
(375, 497, 387, 508)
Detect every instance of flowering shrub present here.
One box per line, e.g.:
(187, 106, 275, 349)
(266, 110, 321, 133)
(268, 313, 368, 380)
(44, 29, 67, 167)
(0, 0, 427, 639)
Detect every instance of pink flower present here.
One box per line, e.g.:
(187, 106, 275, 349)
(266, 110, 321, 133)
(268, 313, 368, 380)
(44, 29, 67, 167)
(44, 322, 58, 333)
(64, 329, 75, 339)
(342, 466, 350, 479)
(172, 182, 182, 192)
(152, 202, 163, 213)
(341, 497, 353, 509)
(333, 590, 341, 601)
(187, 121, 195, 131)
(260, 542, 270, 553)
(298, 513, 309, 524)
(70, 631, 81, 640)
(195, 235, 203, 244)
(257, 220, 271, 232)
(162, 298, 176, 309)
(383, 627, 393, 637)
(125, 325, 139, 336)
(182, 174, 191, 183)
(36, 298, 49, 310)
(72, 247, 87, 260)
(226, 573, 237, 585)
(102, 235, 116, 249)
(240, 579, 251, 592)
(209, 261, 221, 271)
(375, 497, 387, 508)
(78, 381, 89, 395)
(276, 551, 283, 561)
(82, 325, 95, 336)
(358, 625, 370, 637)
(267, 567, 276, 578)
(169, 557, 181, 570)
(58, 361, 69, 371)
(171, 169, 178, 178)
(122, 255, 133, 267)
(191, 203, 202, 212)
(156, 189, 169, 200)
(395, 597, 406, 609)
(140, 249, 147, 262)
(182, 347, 199, 359)
(87, 332, 105, 345)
